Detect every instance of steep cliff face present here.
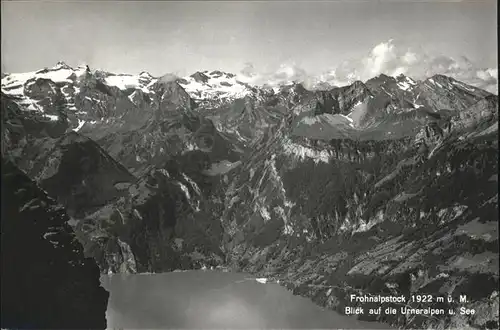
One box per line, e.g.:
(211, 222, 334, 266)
(1, 93, 68, 159)
(1, 159, 109, 329)
(416, 75, 492, 112)
(74, 163, 227, 274)
(315, 80, 372, 115)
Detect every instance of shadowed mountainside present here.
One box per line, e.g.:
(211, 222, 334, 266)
(1, 158, 109, 329)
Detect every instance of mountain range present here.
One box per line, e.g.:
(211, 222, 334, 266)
(1, 62, 498, 330)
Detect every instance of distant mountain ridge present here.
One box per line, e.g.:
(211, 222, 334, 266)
(3, 62, 495, 120)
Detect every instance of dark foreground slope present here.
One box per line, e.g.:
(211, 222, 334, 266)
(0, 159, 109, 329)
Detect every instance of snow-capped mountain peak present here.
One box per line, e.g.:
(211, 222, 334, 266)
(178, 69, 253, 103)
(54, 61, 73, 70)
(139, 71, 153, 78)
(1, 62, 88, 97)
(2, 63, 495, 124)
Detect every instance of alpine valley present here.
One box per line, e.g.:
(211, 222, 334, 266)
(1, 62, 498, 329)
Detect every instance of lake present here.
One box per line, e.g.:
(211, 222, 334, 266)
(101, 270, 391, 329)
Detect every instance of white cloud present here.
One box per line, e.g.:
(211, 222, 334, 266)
(240, 62, 256, 78)
(477, 68, 497, 81)
(236, 40, 498, 94)
(238, 62, 321, 89)
(488, 68, 498, 79)
(348, 42, 498, 93)
(362, 39, 399, 77)
(392, 67, 408, 77)
(402, 51, 418, 65)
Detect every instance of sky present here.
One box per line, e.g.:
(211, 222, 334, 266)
(1, 0, 498, 92)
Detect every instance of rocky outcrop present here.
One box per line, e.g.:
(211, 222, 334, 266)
(152, 80, 197, 113)
(74, 163, 227, 274)
(190, 71, 210, 84)
(1, 158, 109, 329)
(315, 80, 372, 115)
(416, 75, 492, 112)
(1, 93, 69, 158)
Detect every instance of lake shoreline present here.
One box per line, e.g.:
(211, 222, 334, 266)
(101, 270, 393, 329)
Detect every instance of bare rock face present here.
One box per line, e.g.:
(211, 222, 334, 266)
(190, 71, 210, 84)
(74, 161, 227, 274)
(1, 158, 109, 329)
(416, 75, 492, 112)
(24, 78, 60, 101)
(152, 79, 197, 113)
(320, 80, 372, 115)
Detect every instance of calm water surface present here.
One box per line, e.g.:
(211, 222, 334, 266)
(101, 271, 391, 329)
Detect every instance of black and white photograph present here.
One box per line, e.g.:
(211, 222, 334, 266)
(1, 0, 498, 329)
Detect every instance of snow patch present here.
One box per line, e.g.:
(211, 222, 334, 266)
(1, 72, 36, 89)
(43, 69, 75, 83)
(283, 222, 294, 235)
(177, 182, 191, 201)
(3, 67, 75, 87)
(352, 210, 385, 234)
(181, 173, 201, 196)
(405, 76, 417, 86)
(73, 119, 86, 132)
(428, 78, 444, 89)
(43, 114, 59, 121)
(351, 100, 363, 109)
(260, 207, 271, 222)
(1, 84, 25, 96)
(338, 114, 355, 127)
(128, 90, 138, 102)
(26, 103, 37, 111)
(43, 231, 58, 239)
(104, 74, 154, 93)
(397, 81, 412, 91)
(381, 86, 393, 97)
(452, 80, 476, 92)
